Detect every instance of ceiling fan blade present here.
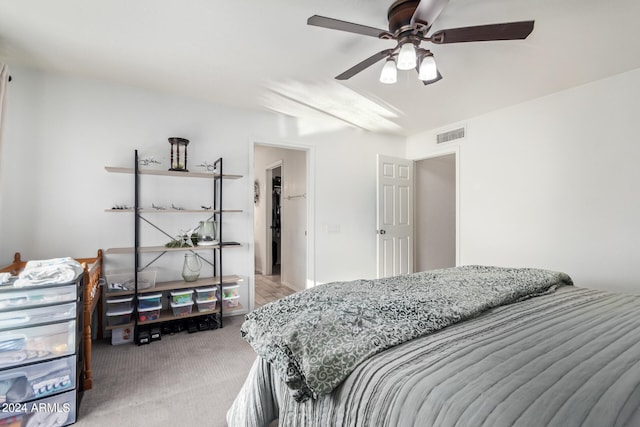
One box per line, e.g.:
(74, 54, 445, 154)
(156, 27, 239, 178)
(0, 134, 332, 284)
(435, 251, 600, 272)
(421, 70, 443, 86)
(411, 0, 449, 29)
(430, 20, 534, 44)
(307, 15, 388, 38)
(336, 49, 394, 80)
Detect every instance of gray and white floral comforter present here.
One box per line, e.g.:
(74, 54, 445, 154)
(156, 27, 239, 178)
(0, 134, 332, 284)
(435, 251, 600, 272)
(240, 265, 572, 402)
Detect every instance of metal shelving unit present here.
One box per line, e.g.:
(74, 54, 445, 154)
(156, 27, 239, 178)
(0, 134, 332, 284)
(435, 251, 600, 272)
(104, 150, 243, 342)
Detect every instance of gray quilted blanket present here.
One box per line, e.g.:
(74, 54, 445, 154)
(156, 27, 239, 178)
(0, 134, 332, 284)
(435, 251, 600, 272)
(240, 265, 572, 402)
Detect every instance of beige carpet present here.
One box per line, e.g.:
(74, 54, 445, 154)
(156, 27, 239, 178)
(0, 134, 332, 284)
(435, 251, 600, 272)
(76, 315, 256, 427)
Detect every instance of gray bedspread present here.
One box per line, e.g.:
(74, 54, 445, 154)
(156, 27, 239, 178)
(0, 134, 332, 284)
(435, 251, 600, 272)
(240, 266, 571, 402)
(228, 285, 640, 426)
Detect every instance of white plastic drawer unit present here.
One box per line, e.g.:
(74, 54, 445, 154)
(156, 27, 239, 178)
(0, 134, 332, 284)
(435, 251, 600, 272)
(0, 389, 77, 426)
(0, 284, 77, 311)
(0, 355, 76, 403)
(0, 321, 76, 370)
(0, 303, 76, 331)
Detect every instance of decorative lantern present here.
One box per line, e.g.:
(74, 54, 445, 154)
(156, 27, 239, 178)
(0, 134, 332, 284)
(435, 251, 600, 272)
(168, 137, 189, 171)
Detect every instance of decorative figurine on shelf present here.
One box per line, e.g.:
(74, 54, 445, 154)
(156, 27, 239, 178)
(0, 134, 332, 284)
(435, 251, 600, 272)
(138, 157, 161, 167)
(168, 137, 189, 171)
(165, 226, 198, 248)
(111, 204, 132, 210)
(197, 161, 217, 173)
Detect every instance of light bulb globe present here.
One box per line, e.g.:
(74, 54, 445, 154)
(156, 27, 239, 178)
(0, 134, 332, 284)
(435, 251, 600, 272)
(397, 43, 417, 70)
(380, 59, 398, 84)
(419, 55, 438, 81)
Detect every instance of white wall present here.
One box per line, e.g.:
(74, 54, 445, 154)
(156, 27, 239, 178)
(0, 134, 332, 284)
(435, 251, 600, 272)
(253, 145, 307, 291)
(0, 66, 405, 309)
(407, 68, 640, 294)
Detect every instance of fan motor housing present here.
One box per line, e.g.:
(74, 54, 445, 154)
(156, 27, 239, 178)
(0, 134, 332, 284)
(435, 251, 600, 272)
(387, 0, 420, 34)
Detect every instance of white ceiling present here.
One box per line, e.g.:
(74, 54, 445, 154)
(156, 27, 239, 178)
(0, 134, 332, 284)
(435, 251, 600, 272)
(1, 0, 639, 136)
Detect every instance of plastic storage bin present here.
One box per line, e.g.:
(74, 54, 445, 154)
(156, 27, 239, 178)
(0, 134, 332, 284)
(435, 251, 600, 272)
(169, 289, 193, 304)
(105, 296, 134, 312)
(137, 293, 162, 309)
(196, 298, 218, 313)
(0, 355, 76, 400)
(170, 301, 194, 317)
(106, 270, 156, 292)
(106, 307, 134, 327)
(0, 302, 76, 330)
(137, 304, 162, 322)
(194, 286, 217, 301)
(221, 284, 240, 299)
(0, 389, 77, 426)
(0, 284, 77, 310)
(222, 295, 240, 309)
(0, 320, 76, 369)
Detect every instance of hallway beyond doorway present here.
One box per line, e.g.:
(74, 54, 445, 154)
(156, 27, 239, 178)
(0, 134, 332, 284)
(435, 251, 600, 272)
(254, 274, 296, 308)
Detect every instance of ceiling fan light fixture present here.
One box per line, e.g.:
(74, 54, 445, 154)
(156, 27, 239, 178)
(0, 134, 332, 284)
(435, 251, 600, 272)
(380, 58, 398, 84)
(419, 54, 438, 81)
(397, 42, 417, 70)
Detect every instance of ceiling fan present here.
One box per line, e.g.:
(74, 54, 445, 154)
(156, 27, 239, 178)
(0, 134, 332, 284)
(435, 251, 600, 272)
(307, 0, 534, 85)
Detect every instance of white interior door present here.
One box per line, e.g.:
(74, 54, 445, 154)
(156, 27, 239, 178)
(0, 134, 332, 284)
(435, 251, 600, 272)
(377, 155, 414, 278)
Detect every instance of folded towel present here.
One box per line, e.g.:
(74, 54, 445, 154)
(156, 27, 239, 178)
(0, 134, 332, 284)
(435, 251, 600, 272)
(0, 273, 11, 285)
(14, 257, 82, 288)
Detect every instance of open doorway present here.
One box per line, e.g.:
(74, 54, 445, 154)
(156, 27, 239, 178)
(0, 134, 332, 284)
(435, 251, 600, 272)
(415, 152, 457, 271)
(253, 144, 308, 308)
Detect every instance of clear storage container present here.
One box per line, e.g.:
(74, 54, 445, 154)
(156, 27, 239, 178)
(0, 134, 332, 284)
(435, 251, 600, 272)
(169, 289, 193, 304)
(106, 307, 134, 327)
(137, 293, 162, 309)
(170, 301, 193, 317)
(105, 296, 134, 312)
(137, 304, 162, 323)
(221, 284, 240, 299)
(194, 286, 217, 301)
(222, 295, 240, 309)
(196, 298, 218, 313)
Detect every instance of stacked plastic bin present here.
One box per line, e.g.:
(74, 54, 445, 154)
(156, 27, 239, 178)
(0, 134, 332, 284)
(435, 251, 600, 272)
(105, 296, 134, 345)
(169, 290, 194, 317)
(194, 286, 218, 313)
(137, 293, 162, 322)
(221, 284, 240, 309)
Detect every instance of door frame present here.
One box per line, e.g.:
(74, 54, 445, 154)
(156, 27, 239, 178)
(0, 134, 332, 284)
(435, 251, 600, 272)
(413, 145, 461, 267)
(249, 138, 316, 310)
(264, 160, 283, 276)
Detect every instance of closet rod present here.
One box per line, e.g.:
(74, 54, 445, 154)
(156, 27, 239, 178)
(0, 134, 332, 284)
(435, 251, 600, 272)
(285, 193, 306, 200)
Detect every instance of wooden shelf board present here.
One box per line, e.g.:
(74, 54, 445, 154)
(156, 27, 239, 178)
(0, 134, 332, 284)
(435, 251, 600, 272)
(221, 303, 244, 316)
(104, 275, 242, 297)
(105, 242, 241, 254)
(140, 275, 243, 293)
(105, 321, 135, 331)
(138, 307, 220, 325)
(105, 208, 243, 214)
(105, 166, 242, 179)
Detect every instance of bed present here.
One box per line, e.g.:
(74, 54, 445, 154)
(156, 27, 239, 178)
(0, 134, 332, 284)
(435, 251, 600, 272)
(228, 265, 640, 427)
(0, 250, 103, 391)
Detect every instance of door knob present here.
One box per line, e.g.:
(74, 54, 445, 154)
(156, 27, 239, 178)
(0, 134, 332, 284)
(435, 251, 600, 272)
(379, 229, 386, 235)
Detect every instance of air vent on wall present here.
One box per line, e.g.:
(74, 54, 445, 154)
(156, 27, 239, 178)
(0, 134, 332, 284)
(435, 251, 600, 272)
(437, 126, 465, 144)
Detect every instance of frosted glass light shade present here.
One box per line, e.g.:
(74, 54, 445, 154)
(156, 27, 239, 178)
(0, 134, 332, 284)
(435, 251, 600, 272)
(419, 55, 438, 81)
(397, 43, 417, 70)
(380, 59, 397, 84)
